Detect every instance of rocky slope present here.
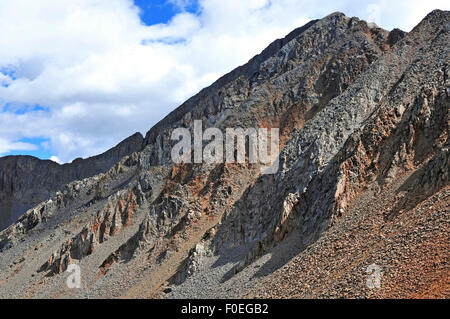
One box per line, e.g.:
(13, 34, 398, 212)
(0, 10, 448, 299)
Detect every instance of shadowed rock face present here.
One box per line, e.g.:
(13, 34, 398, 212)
(0, 132, 143, 231)
(0, 10, 448, 299)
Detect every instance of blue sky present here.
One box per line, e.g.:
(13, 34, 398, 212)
(0, 0, 208, 162)
(1, 0, 195, 160)
(0, 0, 202, 161)
(134, 0, 200, 25)
(5, 137, 52, 158)
(0, 0, 448, 163)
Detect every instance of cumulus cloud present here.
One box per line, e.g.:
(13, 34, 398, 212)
(0, 0, 448, 162)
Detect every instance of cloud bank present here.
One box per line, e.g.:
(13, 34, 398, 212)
(0, 0, 448, 162)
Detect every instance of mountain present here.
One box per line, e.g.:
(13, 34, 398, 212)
(0, 132, 143, 231)
(0, 10, 448, 299)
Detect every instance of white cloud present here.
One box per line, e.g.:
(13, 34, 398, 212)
(0, 0, 448, 162)
(0, 137, 37, 154)
(50, 155, 61, 164)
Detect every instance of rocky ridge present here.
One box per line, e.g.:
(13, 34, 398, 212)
(0, 132, 144, 231)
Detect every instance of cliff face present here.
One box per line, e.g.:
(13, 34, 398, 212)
(0, 132, 143, 231)
(0, 10, 448, 299)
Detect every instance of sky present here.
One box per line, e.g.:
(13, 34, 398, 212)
(0, 0, 448, 163)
